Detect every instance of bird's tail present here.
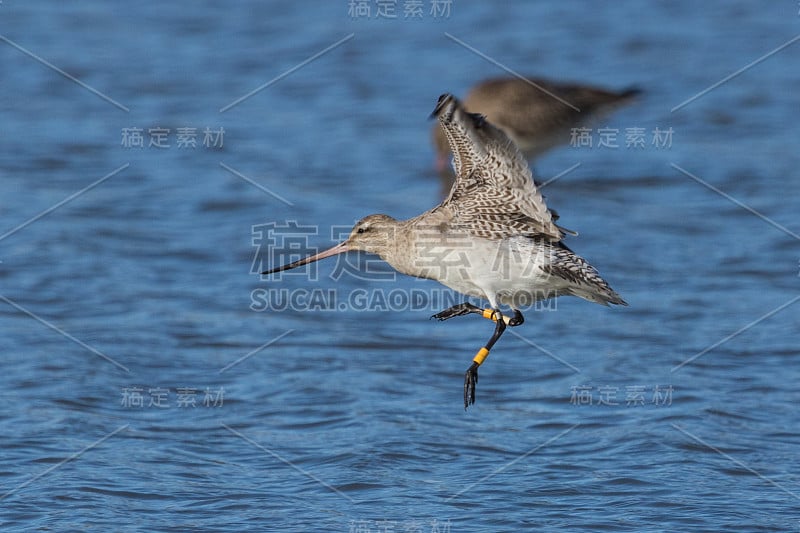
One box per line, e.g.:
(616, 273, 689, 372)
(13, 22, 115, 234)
(545, 244, 628, 307)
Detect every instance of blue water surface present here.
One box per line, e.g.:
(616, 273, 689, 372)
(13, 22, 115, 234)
(1, 1, 799, 531)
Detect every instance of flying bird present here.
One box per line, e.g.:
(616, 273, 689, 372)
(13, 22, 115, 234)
(431, 76, 641, 171)
(265, 94, 627, 408)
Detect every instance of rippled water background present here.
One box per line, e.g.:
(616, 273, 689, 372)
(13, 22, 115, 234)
(1, 1, 799, 530)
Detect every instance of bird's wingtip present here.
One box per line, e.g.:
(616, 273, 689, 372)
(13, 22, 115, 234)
(430, 93, 457, 120)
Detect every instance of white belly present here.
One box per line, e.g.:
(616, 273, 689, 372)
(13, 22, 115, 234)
(400, 235, 563, 309)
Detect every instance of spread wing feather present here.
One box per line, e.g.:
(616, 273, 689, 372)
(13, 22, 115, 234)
(430, 94, 564, 241)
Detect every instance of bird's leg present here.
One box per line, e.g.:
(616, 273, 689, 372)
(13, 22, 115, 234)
(481, 308, 525, 326)
(465, 308, 507, 409)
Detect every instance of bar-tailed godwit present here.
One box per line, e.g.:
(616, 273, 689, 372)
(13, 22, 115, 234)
(432, 76, 640, 171)
(265, 94, 627, 409)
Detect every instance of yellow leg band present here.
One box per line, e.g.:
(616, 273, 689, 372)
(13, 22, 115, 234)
(482, 308, 512, 325)
(473, 347, 490, 365)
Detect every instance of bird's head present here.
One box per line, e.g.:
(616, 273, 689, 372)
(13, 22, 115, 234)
(262, 214, 399, 275)
(345, 214, 398, 255)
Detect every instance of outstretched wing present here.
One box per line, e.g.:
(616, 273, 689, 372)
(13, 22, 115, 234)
(430, 94, 564, 241)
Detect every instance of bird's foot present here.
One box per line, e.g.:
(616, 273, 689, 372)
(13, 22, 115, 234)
(464, 362, 479, 409)
(432, 302, 482, 321)
(508, 310, 524, 327)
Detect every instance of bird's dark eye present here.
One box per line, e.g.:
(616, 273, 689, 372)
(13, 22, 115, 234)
(357, 227, 366, 234)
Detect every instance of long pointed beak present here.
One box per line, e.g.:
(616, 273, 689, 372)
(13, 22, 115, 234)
(262, 240, 350, 275)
